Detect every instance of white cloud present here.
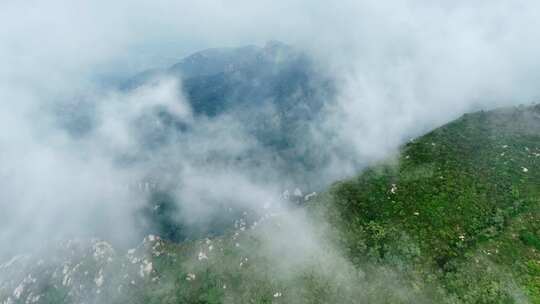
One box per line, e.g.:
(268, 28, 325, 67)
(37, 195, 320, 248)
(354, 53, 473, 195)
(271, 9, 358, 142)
(1, 0, 540, 264)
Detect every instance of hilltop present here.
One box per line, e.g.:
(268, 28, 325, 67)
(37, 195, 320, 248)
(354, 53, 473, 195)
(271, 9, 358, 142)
(322, 104, 540, 302)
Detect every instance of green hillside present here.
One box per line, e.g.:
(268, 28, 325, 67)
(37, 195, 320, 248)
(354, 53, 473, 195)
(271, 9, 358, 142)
(323, 104, 540, 303)
(2, 105, 540, 303)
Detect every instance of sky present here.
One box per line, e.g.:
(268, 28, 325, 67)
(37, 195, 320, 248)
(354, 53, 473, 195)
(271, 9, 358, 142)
(1, 0, 540, 258)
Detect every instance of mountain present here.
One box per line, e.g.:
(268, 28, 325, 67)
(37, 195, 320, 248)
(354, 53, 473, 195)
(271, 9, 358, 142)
(54, 42, 338, 244)
(323, 104, 540, 303)
(121, 41, 335, 185)
(3, 105, 539, 303)
(122, 42, 337, 243)
(125, 40, 332, 117)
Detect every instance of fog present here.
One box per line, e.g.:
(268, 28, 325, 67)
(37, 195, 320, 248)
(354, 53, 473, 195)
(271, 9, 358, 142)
(1, 0, 540, 276)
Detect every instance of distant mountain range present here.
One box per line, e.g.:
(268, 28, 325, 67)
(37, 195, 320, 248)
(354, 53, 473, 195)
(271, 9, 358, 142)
(125, 41, 332, 117)
(122, 42, 337, 242)
(121, 41, 335, 180)
(53, 42, 340, 243)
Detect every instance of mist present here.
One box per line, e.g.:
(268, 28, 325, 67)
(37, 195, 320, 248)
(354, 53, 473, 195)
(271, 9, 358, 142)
(1, 1, 540, 297)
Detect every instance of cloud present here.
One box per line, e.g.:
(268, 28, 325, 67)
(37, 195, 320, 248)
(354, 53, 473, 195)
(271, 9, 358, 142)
(1, 0, 540, 280)
(302, 0, 540, 167)
(0, 77, 191, 255)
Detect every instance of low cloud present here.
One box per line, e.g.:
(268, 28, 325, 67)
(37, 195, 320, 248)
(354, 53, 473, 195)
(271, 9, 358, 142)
(1, 3, 540, 298)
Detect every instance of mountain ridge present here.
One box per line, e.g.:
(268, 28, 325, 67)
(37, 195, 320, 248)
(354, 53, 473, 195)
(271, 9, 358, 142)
(3, 104, 540, 303)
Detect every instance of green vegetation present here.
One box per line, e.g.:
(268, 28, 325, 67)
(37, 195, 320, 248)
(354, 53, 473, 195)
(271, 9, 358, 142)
(2, 105, 540, 303)
(321, 105, 540, 303)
